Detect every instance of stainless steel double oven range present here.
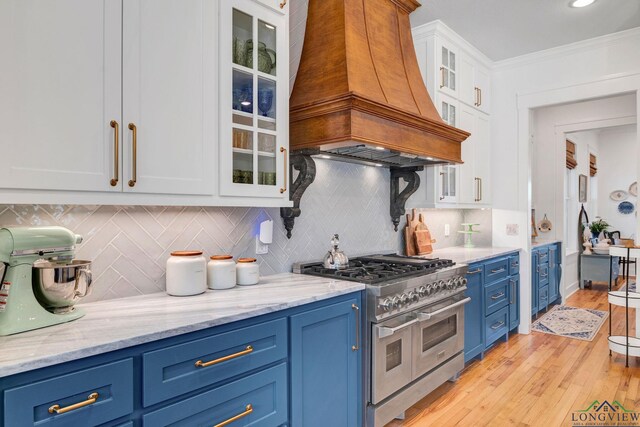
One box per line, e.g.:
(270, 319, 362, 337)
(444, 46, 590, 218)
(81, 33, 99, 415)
(295, 254, 469, 426)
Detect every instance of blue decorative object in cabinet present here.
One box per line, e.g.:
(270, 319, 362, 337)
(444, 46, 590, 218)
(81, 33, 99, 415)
(463, 263, 484, 363)
(0, 292, 364, 427)
(463, 252, 520, 364)
(290, 298, 362, 427)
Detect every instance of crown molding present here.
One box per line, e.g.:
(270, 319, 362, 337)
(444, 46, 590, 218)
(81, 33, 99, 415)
(494, 26, 640, 71)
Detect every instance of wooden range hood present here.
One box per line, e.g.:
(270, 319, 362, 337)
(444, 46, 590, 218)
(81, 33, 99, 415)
(290, 0, 470, 167)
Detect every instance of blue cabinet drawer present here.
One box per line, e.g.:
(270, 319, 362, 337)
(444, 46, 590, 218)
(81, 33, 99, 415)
(538, 285, 549, 310)
(485, 307, 509, 348)
(484, 277, 509, 315)
(508, 254, 520, 276)
(142, 363, 288, 427)
(4, 359, 133, 427)
(538, 263, 549, 287)
(484, 257, 509, 284)
(142, 318, 287, 407)
(536, 247, 549, 265)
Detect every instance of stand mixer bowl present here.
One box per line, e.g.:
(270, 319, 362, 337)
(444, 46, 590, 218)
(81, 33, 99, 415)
(32, 260, 92, 310)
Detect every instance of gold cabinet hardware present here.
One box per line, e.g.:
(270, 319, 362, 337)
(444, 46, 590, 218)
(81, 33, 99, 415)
(474, 87, 479, 106)
(279, 0, 287, 8)
(214, 404, 253, 427)
(48, 392, 99, 415)
(109, 120, 119, 186)
(280, 147, 287, 194)
(195, 345, 253, 368)
(352, 303, 360, 351)
(439, 66, 445, 88)
(479, 177, 482, 201)
(474, 177, 480, 201)
(439, 171, 445, 200)
(128, 123, 137, 187)
(478, 87, 482, 106)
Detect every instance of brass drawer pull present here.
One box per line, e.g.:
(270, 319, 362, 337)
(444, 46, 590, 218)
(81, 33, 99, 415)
(490, 267, 506, 274)
(49, 392, 99, 414)
(352, 303, 360, 351)
(279, 0, 287, 8)
(128, 123, 137, 187)
(214, 404, 253, 427)
(195, 345, 253, 368)
(491, 292, 505, 300)
(280, 147, 287, 194)
(510, 279, 516, 304)
(467, 268, 482, 275)
(109, 120, 119, 186)
(439, 66, 445, 88)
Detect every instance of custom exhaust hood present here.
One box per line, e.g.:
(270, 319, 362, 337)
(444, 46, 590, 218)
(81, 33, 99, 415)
(281, 0, 471, 238)
(289, 0, 470, 167)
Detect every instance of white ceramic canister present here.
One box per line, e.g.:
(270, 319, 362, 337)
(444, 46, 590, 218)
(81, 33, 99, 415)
(207, 255, 236, 290)
(236, 258, 260, 286)
(166, 251, 207, 296)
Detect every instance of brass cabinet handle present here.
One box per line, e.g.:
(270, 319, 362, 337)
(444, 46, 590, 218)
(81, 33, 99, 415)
(474, 177, 480, 202)
(195, 345, 253, 368)
(479, 88, 482, 106)
(479, 177, 482, 201)
(467, 268, 482, 275)
(279, 0, 287, 8)
(128, 123, 137, 187)
(109, 120, 119, 186)
(491, 321, 505, 330)
(491, 267, 506, 274)
(491, 292, 505, 300)
(439, 171, 445, 200)
(439, 66, 445, 88)
(474, 87, 479, 106)
(510, 279, 516, 304)
(49, 392, 99, 414)
(214, 404, 253, 427)
(280, 147, 287, 194)
(352, 303, 360, 351)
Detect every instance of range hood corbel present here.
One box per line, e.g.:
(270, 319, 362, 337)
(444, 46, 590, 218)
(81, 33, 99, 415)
(280, 153, 317, 239)
(390, 166, 423, 231)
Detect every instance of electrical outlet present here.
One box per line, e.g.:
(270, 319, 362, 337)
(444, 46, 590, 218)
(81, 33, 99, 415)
(506, 224, 519, 236)
(255, 236, 268, 254)
(444, 224, 450, 237)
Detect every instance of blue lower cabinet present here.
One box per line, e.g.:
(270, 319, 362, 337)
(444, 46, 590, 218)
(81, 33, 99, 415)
(485, 307, 509, 348)
(509, 275, 520, 330)
(538, 285, 549, 312)
(464, 264, 484, 363)
(290, 297, 361, 427)
(484, 278, 509, 315)
(142, 318, 287, 406)
(117, 423, 134, 427)
(532, 243, 563, 316)
(142, 363, 288, 426)
(4, 359, 133, 427)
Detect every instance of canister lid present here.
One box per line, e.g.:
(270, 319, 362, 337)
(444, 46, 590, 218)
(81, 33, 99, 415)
(237, 257, 257, 263)
(210, 255, 233, 260)
(170, 250, 203, 257)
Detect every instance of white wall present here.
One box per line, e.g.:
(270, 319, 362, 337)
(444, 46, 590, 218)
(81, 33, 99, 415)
(596, 124, 638, 238)
(491, 28, 640, 333)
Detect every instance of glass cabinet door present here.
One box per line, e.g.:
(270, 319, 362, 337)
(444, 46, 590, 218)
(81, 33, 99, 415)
(220, 0, 287, 198)
(439, 42, 456, 94)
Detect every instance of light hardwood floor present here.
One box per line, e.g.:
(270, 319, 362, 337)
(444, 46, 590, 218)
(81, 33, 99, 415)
(386, 284, 640, 427)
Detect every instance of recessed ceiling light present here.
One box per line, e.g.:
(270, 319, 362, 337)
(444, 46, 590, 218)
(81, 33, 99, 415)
(570, 0, 595, 8)
(426, 157, 434, 161)
(320, 155, 331, 159)
(374, 163, 383, 167)
(374, 146, 385, 151)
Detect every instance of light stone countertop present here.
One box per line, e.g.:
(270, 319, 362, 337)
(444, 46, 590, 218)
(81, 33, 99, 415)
(0, 273, 364, 378)
(531, 239, 563, 248)
(424, 246, 522, 265)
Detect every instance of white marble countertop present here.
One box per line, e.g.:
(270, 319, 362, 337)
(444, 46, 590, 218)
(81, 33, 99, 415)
(532, 239, 562, 248)
(0, 273, 363, 378)
(426, 246, 521, 265)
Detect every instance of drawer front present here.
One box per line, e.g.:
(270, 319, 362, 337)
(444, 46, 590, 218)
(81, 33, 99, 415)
(484, 277, 509, 315)
(485, 307, 509, 348)
(538, 263, 549, 287)
(117, 423, 134, 427)
(536, 247, 549, 265)
(143, 318, 287, 407)
(538, 285, 549, 310)
(484, 257, 509, 283)
(5, 359, 133, 427)
(143, 363, 288, 427)
(508, 254, 520, 276)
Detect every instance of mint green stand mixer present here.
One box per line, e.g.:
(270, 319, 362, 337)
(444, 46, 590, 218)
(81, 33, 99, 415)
(0, 226, 92, 335)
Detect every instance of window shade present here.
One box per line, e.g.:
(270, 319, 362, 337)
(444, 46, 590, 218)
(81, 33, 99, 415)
(566, 140, 577, 170)
(590, 154, 597, 176)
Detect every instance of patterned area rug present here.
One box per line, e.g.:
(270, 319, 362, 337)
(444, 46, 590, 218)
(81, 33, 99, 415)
(531, 305, 608, 341)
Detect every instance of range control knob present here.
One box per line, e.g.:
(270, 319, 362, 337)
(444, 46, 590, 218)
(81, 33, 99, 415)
(460, 277, 468, 287)
(437, 280, 446, 291)
(379, 298, 392, 311)
(417, 285, 428, 297)
(447, 279, 455, 289)
(427, 283, 435, 295)
(408, 291, 420, 303)
(398, 293, 410, 306)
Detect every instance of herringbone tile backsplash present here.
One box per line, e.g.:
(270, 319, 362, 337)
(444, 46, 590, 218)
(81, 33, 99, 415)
(0, 160, 491, 302)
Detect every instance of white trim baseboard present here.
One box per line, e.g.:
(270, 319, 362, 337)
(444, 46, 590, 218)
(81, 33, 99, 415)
(564, 281, 580, 300)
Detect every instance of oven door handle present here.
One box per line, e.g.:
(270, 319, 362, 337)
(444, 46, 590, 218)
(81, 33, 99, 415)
(376, 318, 419, 338)
(417, 297, 471, 322)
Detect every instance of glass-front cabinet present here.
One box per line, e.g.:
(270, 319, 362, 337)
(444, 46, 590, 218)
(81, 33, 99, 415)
(437, 39, 457, 98)
(220, 0, 288, 199)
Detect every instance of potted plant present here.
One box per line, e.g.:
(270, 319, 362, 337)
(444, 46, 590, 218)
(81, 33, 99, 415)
(589, 218, 610, 241)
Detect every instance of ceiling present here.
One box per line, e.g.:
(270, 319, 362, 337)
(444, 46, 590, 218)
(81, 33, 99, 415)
(410, 0, 640, 61)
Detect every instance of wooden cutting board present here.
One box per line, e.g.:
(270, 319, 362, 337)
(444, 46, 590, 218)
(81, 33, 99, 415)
(414, 213, 436, 255)
(404, 208, 421, 256)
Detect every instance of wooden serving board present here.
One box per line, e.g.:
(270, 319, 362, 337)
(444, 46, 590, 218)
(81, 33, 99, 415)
(404, 208, 420, 256)
(414, 213, 436, 255)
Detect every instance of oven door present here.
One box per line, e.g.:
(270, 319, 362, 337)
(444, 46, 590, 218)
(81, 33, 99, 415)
(411, 294, 470, 380)
(371, 313, 416, 404)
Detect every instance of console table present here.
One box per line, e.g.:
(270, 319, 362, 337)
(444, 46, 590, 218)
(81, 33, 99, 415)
(580, 253, 619, 289)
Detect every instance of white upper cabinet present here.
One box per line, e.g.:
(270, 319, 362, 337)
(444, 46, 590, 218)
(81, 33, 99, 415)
(458, 104, 491, 206)
(122, 0, 215, 195)
(459, 53, 491, 114)
(0, 0, 122, 192)
(255, 0, 289, 14)
(219, 0, 289, 201)
(436, 39, 458, 98)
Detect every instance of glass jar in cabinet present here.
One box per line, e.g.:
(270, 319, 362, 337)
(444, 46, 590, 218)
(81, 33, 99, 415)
(219, 0, 289, 201)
